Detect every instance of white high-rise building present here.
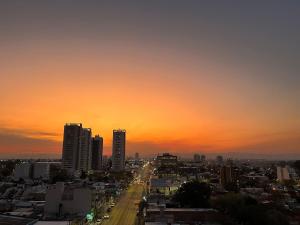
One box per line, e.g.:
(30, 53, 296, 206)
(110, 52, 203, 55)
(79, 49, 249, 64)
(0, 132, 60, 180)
(112, 129, 126, 171)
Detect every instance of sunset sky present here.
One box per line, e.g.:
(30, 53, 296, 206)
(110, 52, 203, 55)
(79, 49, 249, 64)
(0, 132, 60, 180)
(0, 1, 299, 159)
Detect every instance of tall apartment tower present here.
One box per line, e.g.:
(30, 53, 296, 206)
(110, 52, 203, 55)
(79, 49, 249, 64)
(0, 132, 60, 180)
(78, 128, 92, 172)
(91, 135, 103, 170)
(112, 129, 126, 171)
(62, 123, 82, 172)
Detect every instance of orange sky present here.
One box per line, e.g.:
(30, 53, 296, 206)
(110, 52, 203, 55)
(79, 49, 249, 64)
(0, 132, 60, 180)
(0, 2, 299, 159)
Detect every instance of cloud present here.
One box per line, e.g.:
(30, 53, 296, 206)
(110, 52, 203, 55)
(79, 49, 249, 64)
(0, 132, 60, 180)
(0, 127, 60, 138)
(0, 128, 61, 158)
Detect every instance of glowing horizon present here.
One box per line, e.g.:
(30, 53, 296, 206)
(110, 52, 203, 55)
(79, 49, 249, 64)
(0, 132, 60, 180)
(0, 1, 299, 158)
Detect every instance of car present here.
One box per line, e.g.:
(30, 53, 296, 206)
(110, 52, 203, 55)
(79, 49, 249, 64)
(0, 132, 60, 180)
(103, 215, 110, 219)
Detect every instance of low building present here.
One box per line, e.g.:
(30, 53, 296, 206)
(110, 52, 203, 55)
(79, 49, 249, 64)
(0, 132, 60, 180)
(33, 162, 51, 180)
(14, 163, 33, 180)
(145, 207, 223, 225)
(193, 154, 201, 162)
(149, 178, 179, 196)
(44, 182, 103, 219)
(156, 153, 177, 167)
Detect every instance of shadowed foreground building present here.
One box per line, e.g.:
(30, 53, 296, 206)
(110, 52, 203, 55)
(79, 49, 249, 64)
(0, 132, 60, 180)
(44, 182, 104, 219)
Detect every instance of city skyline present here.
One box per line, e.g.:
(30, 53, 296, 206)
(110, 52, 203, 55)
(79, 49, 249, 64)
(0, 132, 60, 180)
(0, 1, 299, 159)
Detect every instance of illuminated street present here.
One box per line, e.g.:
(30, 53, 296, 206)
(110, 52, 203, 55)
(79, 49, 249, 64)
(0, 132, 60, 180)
(101, 163, 150, 225)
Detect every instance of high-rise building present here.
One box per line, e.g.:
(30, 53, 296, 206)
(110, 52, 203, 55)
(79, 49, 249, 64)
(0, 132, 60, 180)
(62, 123, 93, 173)
(112, 129, 126, 171)
(220, 165, 236, 187)
(135, 152, 139, 161)
(156, 153, 178, 167)
(201, 154, 206, 162)
(62, 123, 82, 172)
(194, 154, 201, 162)
(277, 166, 290, 182)
(102, 155, 108, 168)
(78, 128, 92, 172)
(91, 135, 103, 170)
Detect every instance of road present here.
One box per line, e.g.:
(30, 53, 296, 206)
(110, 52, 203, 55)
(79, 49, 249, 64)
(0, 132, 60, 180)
(101, 163, 151, 225)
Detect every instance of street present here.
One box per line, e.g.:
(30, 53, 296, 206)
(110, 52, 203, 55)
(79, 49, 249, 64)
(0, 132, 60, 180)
(101, 163, 150, 225)
(101, 183, 143, 225)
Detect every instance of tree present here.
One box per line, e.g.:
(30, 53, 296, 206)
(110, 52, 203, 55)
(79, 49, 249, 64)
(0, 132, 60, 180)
(212, 193, 289, 225)
(172, 180, 211, 208)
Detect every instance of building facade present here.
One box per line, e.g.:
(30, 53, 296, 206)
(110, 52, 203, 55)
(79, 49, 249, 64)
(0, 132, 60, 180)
(62, 123, 82, 172)
(14, 163, 33, 180)
(157, 153, 178, 167)
(220, 165, 237, 188)
(91, 135, 103, 170)
(62, 123, 93, 173)
(193, 154, 201, 162)
(44, 182, 103, 219)
(112, 129, 126, 171)
(78, 128, 92, 172)
(277, 166, 290, 182)
(33, 162, 50, 179)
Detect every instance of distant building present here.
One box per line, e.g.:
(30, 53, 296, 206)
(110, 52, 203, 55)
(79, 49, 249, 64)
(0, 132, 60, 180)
(112, 129, 126, 171)
(277, 166, 290, 182)
(33, 162, 50, 179)
(62, 123, 82, 172)
(216, 155, 223, 164)
(157, 153, 178, 167)
(193, 154, 201, 162)
(201, 154, 206, 162)
(14, 163, 33, 180)
(149, 178, 179, 196)
(135, 152, 139, 161)
(220, 165, 235, 187)
(91, 135, 103, 170)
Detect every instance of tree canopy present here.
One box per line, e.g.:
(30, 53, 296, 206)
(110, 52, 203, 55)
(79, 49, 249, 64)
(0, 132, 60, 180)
(212, 193, 289, 225)
(172, 180, 211, 208)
